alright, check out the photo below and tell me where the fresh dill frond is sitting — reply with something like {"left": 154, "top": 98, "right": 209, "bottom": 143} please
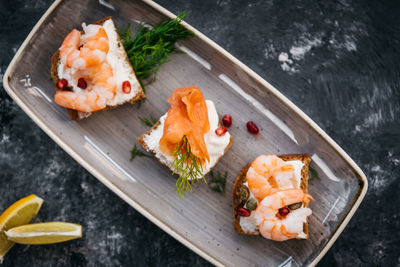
{"left": 130, "top": 144, "right": 151, "bottom": 161}
{"left": 138, "top": 115, "right": 158, "bottom": 127}
{"left": 309, "top": 166, "right": 321, "bottom": 183}
{"left": 120, "top": 12, "right": 194, "bottom": 92}
{"left": 208, "top": 171, "right": 227, "bottom": 194}
{"left": 170, "top": 136, "right": 206, "bottom": 197}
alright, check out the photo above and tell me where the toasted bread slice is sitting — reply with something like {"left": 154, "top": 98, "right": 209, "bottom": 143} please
{"left": 137, "top": 120, "right": 233, "bottom": 176}
{"left": 233, "top": 154, "right": 311, "bottom": 237}
{"left": 51, "top": 17, "right": 145, "bottom": 120}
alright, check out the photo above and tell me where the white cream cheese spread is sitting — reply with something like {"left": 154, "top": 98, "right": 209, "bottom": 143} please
{"left": 142, "top": 100, "right": 231, "bottom": 178}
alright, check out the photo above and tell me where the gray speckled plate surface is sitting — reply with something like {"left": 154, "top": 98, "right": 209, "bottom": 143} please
{"left": 3, "top": 0, "right": 367, "bottom": 266}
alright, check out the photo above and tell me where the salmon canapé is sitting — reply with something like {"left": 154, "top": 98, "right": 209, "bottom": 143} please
{"left": 159, "top": 86, "right": 210, "bottom": 162}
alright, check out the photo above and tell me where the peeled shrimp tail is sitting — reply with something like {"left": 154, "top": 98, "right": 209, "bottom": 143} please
{"left": 54, "top": 90, "right": 100, "bottom": 112}
{"left": 246, "top": 155, "right": 299, "bottom": 201}
{"left": 54, "top": 62, "right": 116, "bottom": 112}
{"left": 302, "top": 193, "right": 314, "bottom": 205}
{"left": 59, "top": 30, "right": 81, "bottom": 68}
{"left": 59, "top": 27, "right": 109, "bottom": 74}
{"left": 254, "top": 189, "right": 313, "bottom": 241}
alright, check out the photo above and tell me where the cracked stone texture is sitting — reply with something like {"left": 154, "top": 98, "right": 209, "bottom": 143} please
{"left": 1, "top": 0, "right": 399, "bottom": 266}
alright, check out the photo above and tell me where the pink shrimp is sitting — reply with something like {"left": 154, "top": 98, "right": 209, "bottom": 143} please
{"left": 253, "top": 189, "right": 313, "bottom": 241}
{"left": 55, "top": 23, "right": 117, "bottom": 112}
{"left": 54, "top": 62, "right": 116, "bottom": 112}
{"left": 59, "top": 29, "right": 81, "bottom": 69}
{"left": 246, "top": 155, "right": 299, "bottom": 201}
{"left": 59, "top": 26, "right": 109, "bottom": 73}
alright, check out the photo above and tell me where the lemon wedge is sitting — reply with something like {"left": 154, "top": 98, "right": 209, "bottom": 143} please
{"left": 0, "top": 194, "right": 43, "bottom": 263}
{"left": 5, "top": 222, "right": 82, "bottom": 245}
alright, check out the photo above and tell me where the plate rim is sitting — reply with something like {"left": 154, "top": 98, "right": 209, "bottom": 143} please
{"left": 3, "top": 0, "right": 368, "bottom": 266}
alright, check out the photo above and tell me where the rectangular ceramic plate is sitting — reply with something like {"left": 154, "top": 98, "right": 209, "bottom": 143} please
{"left": 3, "top": 0, "right": 368, "bottom": 266}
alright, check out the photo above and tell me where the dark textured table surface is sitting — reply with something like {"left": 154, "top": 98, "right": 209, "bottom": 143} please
{"left": 1, "top": 0, "right": 399, "bottom": 266}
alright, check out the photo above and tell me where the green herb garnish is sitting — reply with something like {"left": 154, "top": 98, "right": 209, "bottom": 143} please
{"left": 138, "top": 115, "right": 157, "bottom": 127}
{"left": 120, "top": 12, "right": 194, "bottom": 92}
{"left": 208, "top": 171, "right": 227, "bottom": 194}
{"left": 170, "top": 136, "right": 206, "bottom": 197}
{"left": 309, "top": 166, "right": 321, "bottom": 183}
{"left": 130, "top": 144, "right": 151, "bottom": 161}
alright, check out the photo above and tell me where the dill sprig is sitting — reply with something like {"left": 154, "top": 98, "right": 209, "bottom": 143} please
{"left": 208, "top": 171, "right": 227, "bottom": 194}
{"left": 309, "top": 166, "right": 321, "bottom": 183}
{"left": 120, "top": 12, "right": 194, "bottom": 92}
{"left": 130, "top": 144, "right": 151, "bottom": 161}
{"left": 138, "top": 115, "right": 157, "bottom": 127}
{"left": 170, "top": 136, "right": 206, "bottom": 197}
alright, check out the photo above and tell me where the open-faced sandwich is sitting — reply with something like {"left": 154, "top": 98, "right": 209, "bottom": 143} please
{"left": 138, "top": 86, "right": 233, "bottom": 196}
{"left": 51, "top": 17, "right": 145, "bottom": 120}
{"left": 233, "top": 154, "right": 313, "bottom": 241}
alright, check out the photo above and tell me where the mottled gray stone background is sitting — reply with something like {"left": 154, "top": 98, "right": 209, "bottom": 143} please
{"left": 1, "top": 0, "right": 399, "bottom": 266}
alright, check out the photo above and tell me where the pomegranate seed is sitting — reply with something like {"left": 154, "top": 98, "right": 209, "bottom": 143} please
{"left": 57, "top": 78, "right": 68, "bottom": 90}
{"left": 122, "top": 81, "right": 131, "bottom": 94}
{"left": 222, "top": 114, "right": 232, "bottom": 127}
{"left": 278, "top": 207, "right": 290, "bottom": 217}
{"left": 237, "top": 207, "right": 251, "bottom": 217}
{"left": 246, "top": 121, "right": 259, "bottom": 135}
{"left": 77, "top": 78, "right": 87, "bottom": 89}
{"left": 215, "top": 126, "right": 227, "bottom": 136}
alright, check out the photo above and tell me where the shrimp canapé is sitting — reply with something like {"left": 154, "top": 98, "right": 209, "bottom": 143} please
{"left": 254, "top": 189, "right": 313, "bottom": 241}
{"left": 52, "top": 18, "right": 145, "bottom": 117}
{"left": 235, "top": 154, "right": 314, "bottom": 241}
{"left": 246, "top": 155, "right": 299, "bottom": 201}
{"left": 55, "top": 24, "right": 116, "bottom": 112}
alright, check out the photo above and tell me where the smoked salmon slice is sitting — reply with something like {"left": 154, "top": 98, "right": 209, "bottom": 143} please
{"left": 159, "top": 86, "right": 210, "bottom": 162}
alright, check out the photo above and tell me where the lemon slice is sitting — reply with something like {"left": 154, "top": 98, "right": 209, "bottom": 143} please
{"left": 0, "top": 194, "right": 43, "bottom": 263}
{"left": 5, "top": 222, "right": 82, "bottom": 245}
